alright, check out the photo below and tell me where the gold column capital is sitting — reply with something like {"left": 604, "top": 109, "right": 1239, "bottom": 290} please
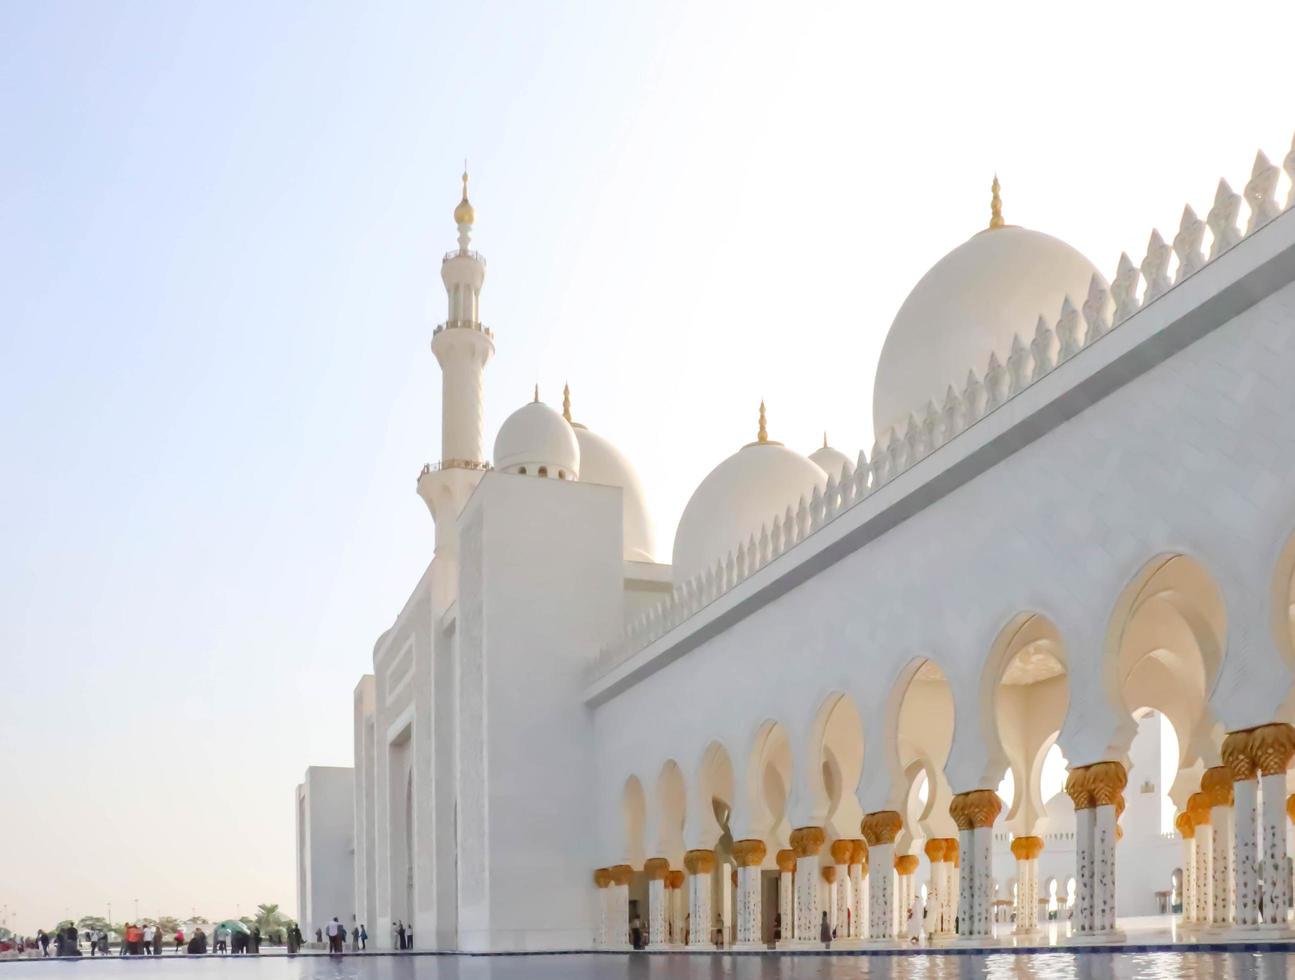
{"left": 1249, "top": 722, "right": 1295, "bottom": 776}
{"left": 683, "top": 849, "right": 715, "bottom": 875}
{"left": 1222, "top": 729, "right": 1257, "bottom": 781}
{"left": 732, "top": 839, "right": 767, "bottom": 868}
{"left": 1064, "top": 767, "right": 1093, "bottom": 810}
{"left": 644, "top": 857, "right": 671, "bottom": 881}
{"left": 1173, "top": 811, "right": 1194, "bottom": 839}
{"left": 1287, "top": 793, "right": 1295, "bottom": 825}
{"left": 667, "top": 869, "right": 685, "bottom": 889}
{"left": 1010, "top": 835, "right": 1044, "bottom": 860}
{"left": 1202, "top": 765, "right": 1234, "bottom": 807}
{"left": 775, "top": 848, "right": 797, "bottom": 873}
{"left": 1086, "top": 761, "right": 1127, "bottom": 806}
{"left": 963, "top": 789, "right": 1003, "bottom": 828}
{"left": 789, "top": 826, "right": 826, "bottom": 857}
{"left": 1187, "top": 792, "right": 1212, "bottom": 826}
{"left": 609, "top": 864, "right": 634, "bottom": 887}
{"left": 821, "top": 865, "right": 837, "bottom": 884}
{"left": 861, "top": 810, "right": 903, "bottom": 845}
{"left": 829, "top": 839, "right": 854, "bottom": 866}
{"left": 593, "top": 867, "right": 612, "bottom": 888}
{"left": 895, "top": 853, "right": 920, "bottom": 875}
{"left": 850, "top": 838, "right": 869, "bottom": 866}
{"left": 924, "top": 838, "right": 946, "bottom": 862}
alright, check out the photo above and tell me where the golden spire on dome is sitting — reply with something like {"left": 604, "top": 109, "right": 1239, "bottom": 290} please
{"left": 562, "top": 383, "right": 572, "bottom": 422}
{"left": 989, "top": 174, "right": 1004, "bottom": 230}
{"left": 533, "top": 383, "right": 540, "bottom": 403}
{"left": 744, "top": 399, "right": 783, "bottom": 448}
{"left": 454, "top": 162, "right": 475, "bottom": 226}
{"left": 822, "top": 431, "right": 829, "bottom": 449}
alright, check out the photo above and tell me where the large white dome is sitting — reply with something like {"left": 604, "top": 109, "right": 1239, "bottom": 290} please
{"left": 872, "top": 224, "right": 1104, "bottom": 442}
{"left": 493, "top": 399, "right": 580, "bottom": 479}
{"left": 672, "top": 440, "right": 826, "bottom": 585}
{"left": 573, "top": 424, "right": 657, "bottom": 562}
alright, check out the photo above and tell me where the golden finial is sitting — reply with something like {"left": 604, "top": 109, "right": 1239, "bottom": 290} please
{"left": 454, "top": 161, "right": 475, "bottom": 226}
{"left": 822, "top": 431, "right": 828, "bottom": 449}
{"left": 533, "top": 383, "right": 540, "bottom": 403}
{"left": 989, "top": 174, "right": 1004, "bottom": 230}
{"left": 757, "top": 401, "right": 768, "bottom": 444}
{"left": 562, "top": 383, "right": 572, "bottom": 423}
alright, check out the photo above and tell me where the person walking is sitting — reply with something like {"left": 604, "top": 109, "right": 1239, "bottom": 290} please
{"left": 358, "top": 925, "right": 367, "bottom": 951}
{"left": 174, "top": 928, "right": 184, "bottom": 954}
{"left": 820, "top": 910, "right": 831, "bottom": 949}
{"left": 396, "top": 921, "right": 406, "bottom": 950}
{"left": 326, "top": 916, "right": 341, "bottom": 954}
{"left": 152, "top": 926, "right": 163, "bottom": 957}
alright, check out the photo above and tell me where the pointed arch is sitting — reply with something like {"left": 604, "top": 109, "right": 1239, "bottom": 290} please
{"left": 979, "top": 612, "right": 1070, "bottom": 834}
{"left": 621, "top": 775, "right": 646, "bottom": 868}
{"left": 743, "top": 719, "right": 792, "bottom": 850}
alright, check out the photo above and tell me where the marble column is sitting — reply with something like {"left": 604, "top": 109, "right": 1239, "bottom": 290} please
{"left": 1087, "top": 761, "right": 1126, "bottom": 935}
{"left": 1174, "top": 813, "right": 1196, "bottom": 926}
{"left": 776, "top": 849, "right": 795, "bottom": 945}
{"left": 949, "top": 794, "right": 975, "bottom": 937}
{"left": 644, "top": 858, "right": 670, "bottom": 946}
{"left": 863, "top": 811, "right": 902, "bottom": 941}
{"left": 732, "top": 840, "right": 767, "bottom": 947}
{"left": 684, "top": 850, "right": 715, "bottom": 947}
{"left": 668, "top": 870, "right": 686, "bottom": 944}
{"left": 850, "top": 839, "right": 868, "bottom": 938}
{"left": 895, "top": 854, "right": 919, "bottom": 935}
{"left": 924, "top": 838, "right": 950, "bottom": 937}
{"left": 828, "top": 839, "right": 851, "bottom": 938}
{"left": 609, "top": 865, "right": 633, "bottom": 946}
{"left": 1249, "top": 723, "right": 1295, "bottom": 927}
{"left": 1190, "top": 792, "right": 1213, "bottom": 926}
{"left": 790, "top": 826, "right": 825, "bottom": 943}
{"left": 1011, "top": 837, "right": 1043, "bottom": 934}
{"left": 1203, "top": 766, "right": 1235, "bottom": 927}
{"left": 1065, "top": 767, "right": 1095, "bottom": 933}
{"left": 593, "top": 868, "right": 611, "bottom": 945}
{"left": 821, "top": 865, "right": 838, "bottom": 940}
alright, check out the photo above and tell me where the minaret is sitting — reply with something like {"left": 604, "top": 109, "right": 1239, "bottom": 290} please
{"left": 417, "top": 169, "right": 496, "bottom": 555}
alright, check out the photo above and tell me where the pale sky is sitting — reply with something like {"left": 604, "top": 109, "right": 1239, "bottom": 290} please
{"left": 3, "top": 0, "right": 1294, "bottom": 934}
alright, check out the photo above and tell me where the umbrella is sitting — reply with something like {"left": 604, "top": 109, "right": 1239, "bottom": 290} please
{"left": 216, "top": 920, "right": 250, "bottom": 935}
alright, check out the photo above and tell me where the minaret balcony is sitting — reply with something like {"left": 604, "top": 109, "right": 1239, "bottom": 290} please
{"left": 419, "top": 459, "right": 492, "bottom": 477}
{"left": 433, "top": 320, "right": 493, "bottom": 338}
{"left": 442, "top": 249, "right": 486, "bottom": 265}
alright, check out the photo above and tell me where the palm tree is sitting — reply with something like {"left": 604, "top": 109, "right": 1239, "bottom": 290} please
{"left": 254, "top": 904, "right": 287, "bottom": 933}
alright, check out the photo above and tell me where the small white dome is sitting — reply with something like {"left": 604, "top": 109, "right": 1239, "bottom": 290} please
{"left": 809, "top": 440, "right": 852, "bottom": 481}
{"left": 573, "top": 425, "right": 657, "bottom": 562}
{"left": 672, "top": 441, "right": 826, "bottom": 585}
{"left": 493, "top": 400, "right": 580, "bottom": 479}
{"left": 872, "top": 224, "right": 1104, "bottom": 442}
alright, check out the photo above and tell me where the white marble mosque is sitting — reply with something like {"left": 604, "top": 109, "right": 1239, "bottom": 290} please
{"left": 295, "top": 133, "right": 1295, "bottom": 952}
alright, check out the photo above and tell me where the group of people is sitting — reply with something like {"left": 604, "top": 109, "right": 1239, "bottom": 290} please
{"left": 318, "top": 917, "right": 373, "bottom": 954}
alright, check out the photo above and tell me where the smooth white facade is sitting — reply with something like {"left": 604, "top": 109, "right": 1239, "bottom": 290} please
{"left": 296, "top": 765, "right": 356, "bottom": 938}
{"left": 299, "top": 140, "right": 1295, "bottom": 950}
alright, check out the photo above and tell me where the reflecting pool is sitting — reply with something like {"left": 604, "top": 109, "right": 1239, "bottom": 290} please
{"left": 3, "top": 951, "right": 1295, "bottom": 980}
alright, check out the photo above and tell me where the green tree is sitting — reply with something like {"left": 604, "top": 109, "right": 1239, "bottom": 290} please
{"left": 77, "top": 916, "right": 110, "bottom": 934}
{"left": 254, "top": 904, "right": 289, "bottom": 933}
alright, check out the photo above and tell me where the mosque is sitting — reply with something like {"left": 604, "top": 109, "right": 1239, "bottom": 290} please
{"left": 295, "top": 131, "right": 1295, "bottom": 951}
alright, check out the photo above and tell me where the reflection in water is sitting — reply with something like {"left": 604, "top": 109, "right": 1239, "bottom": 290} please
{"left": 0, "top": 952, "right": 1290, "bottom": 980}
